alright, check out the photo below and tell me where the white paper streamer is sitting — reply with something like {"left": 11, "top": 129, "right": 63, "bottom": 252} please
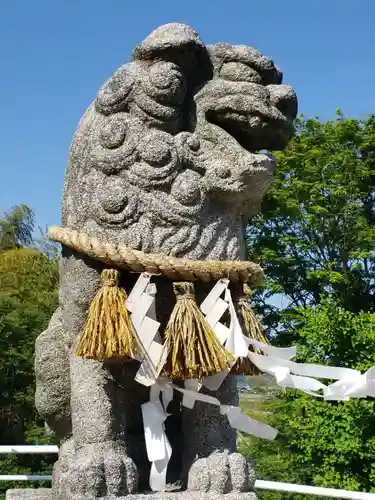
{"left": 128, "top": 274, "right": 169, "bottom": 387}
{"left": 129, "top": 277, "right": 375, "bottom": 493}
{"left": 248, "top": 344, "right": 375, "bottom": 400}
{"left": 200, "top": 279, "right": 230, "bottom": 315}
{"left": 224, "top": 288, "right": 250, "bottom": 358}
{"left": 325, "top": 366, "right": 375, "bottom": 400}
{"left": 143, "top": 378, "right": 279, "bottom": 491}
{"left": 135, "top": 340, "right": 169, "bottom": 387}
{"left": 201, "top": 285, "right": 244, "bottom": 391}
{"left": 142, "top": 383, "right": 172, "bottom": 492}
{"left": 202, "top": 280, "right": 375, "bottom": 402}
{"left": 158, "top": 379, "right": 278, "bottom": 439}
{"left": 247, "top": 339, "right": 297, "bottom": 360}
{"left": 220, "top": 405, "right": 278, "bottom": 440}
{"left": 126, "top": 273, "right": 151, "bottom": 313}
{"left": 202, "top": 367, "right": 232, "bottom": 392}
{"left": 183, "top": 379, "right": 202, "bottom": 408}
{"left": 249, "top": 352, "right": 329, "bottom": 397}
{"left": 146, "top": 283, "right": 163, "bottom": 343}
{"left": 141, "top": 400, "right": 170, "bottom": 462}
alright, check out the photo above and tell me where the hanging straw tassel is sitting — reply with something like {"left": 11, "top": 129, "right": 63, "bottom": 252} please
{"left": 76, "top": 268, "right": 139, "bottom": 361}
{"left": 162, "top": 282, "right": 235, "bottom": 380}
{"left": 230, "top": 283, "right": 269, "bottom": 376}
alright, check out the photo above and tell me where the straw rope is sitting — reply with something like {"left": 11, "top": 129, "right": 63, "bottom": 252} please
{"left": 48, "top": 226, "right": 264, "bottom": 284}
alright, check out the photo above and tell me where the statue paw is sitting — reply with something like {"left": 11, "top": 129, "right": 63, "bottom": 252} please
{"left": 55, "top": 440, "right": 138, "bottom": 498}
{"left": 187, "top": 451, "right": 256, "bottom": 493}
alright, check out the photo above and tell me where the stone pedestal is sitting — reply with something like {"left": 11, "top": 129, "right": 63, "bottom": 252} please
{"left": 6, "top": 490, "right": 52, "bottom": 500}
{"left": 6, "top": 490, "right": 258, "bottom": 500}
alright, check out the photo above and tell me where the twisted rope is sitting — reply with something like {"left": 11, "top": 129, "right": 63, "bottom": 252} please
{"left": 48, "top": 226, "right": 264, "bottom": 284}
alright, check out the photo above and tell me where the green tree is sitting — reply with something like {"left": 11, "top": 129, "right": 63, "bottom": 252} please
{"left": 0, "top": 209, "right": 59, "bottom": 498}
{"left": 278, "top": 301, "right": 375, "bottom": 493}
{"left": 0, "top": 205, "right": 35, "bottom": 251}
{"left": 241, "top": 113, "right": 375, "bottom": 497}
{"left": 247, "top": 113, "right": 375, "bottom": 334}
{"left": 241, "top": 300, "right": 375, "bottom": 498}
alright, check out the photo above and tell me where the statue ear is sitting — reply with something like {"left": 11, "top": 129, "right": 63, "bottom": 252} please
{"left": 95, "top": 63, "right": 136, "bottom": 116}
{"left": 132, "top": 23, "right": 213, "bottom": 89}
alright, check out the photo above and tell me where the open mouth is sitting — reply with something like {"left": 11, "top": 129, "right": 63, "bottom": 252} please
{"left": 206, "top": 109, "right": 275, "bottom": 162}
{"left": 195, "top": 76, "right": 295, "bottom": 154}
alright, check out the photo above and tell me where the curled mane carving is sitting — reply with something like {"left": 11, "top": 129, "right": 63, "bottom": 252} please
{"left": 62, "top": 23, "right": 297, "bottom": 260}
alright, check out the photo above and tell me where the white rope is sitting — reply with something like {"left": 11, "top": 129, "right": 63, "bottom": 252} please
{"left": 256, "top": 480, "right": 375, "bottom": 499}
{"left": 0, "top": 446, "right": 58, "bottom": 454}
{"left": 0, "top": 475, "right": 52, "bottom": 481}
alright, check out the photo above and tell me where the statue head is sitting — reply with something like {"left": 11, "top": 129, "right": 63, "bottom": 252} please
{"left": 62, "top": 23, "right": 297, "bottom": 260}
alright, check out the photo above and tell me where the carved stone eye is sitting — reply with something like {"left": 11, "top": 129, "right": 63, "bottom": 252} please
{"left": 99, "top": 118, "right": 127, "bottom": 149}
{"left": 219, "top": 62, "right": 262, "bottom": 84}
{"left": 149, "top": 62, "right": 180, "bottom": 88}
{"left": 171, "top": 170, "right": 201, "bottom": 206}
{"left": 99, "top": 182, "right": 127, "bottom": 213}
{"left": 146, "top": 62, "right": 186, "bottom": 103}
{"left": 96, "top": 65, "right": 134, "bottom": 115}
{"left": 187, "top": 135, "right": 200, "bottom": 152}
{"left": 138, "top": 131, "right": 172, "bottom": 166}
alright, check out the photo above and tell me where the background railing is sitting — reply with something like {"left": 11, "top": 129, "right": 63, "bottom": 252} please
{"left": 1, "top": 446, "right": 375, "bottom": 499}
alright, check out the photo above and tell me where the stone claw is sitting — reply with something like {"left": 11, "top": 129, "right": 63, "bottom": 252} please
{"left": 55, "top": 440, "right": 138, "bottom": 499}
{"left": 187, "top": 451, "right": 256, "bottom": 493}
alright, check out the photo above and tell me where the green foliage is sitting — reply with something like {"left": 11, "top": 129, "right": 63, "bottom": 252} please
{"left": 242, "top": 114, "right": 375, "bottom": 497}
{"left": 0, "top": 205, "right": 35, "bottom": 251}
{"left": 242, "top": 301, "right": 375, "bottom": 496}
{"left": 0, "top": 244, "right": 59, "bottom": 497}
{"left": 248, "top": 113, "right": 375, "bottom": 333}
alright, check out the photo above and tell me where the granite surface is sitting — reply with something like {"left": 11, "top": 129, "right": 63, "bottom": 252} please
{"left": 6, "top": 490, "right": 52, "bottom": 500}
{"left": 6, "top": 490, "right": 258, "bottom": 500}
{"left": 31, "top": 22, "right": 297, "bottom": 499}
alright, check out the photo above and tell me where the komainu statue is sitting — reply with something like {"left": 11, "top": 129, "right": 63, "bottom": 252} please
{"left": 30, "top": 23, "right": 296, "bottom": 500}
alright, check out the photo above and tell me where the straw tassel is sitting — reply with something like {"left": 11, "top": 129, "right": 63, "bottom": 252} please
{"left": 162, "top": 282, "right": 235, "bottom": 380}
{"left": 76, "top": 268, "right": 139, "bottom": 361}
{"left": 230, "top": 283, "right": 268, "bottom": 376}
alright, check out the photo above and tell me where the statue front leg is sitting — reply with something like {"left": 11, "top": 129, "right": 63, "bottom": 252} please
{"left": 55, "top": 252, "right": 138, "bottom": 499}
{"left": 183, "top": 377, "right": 256, "bottom": 494}
{"left": 58, "top": 355, "right": 138, "bottom": 498}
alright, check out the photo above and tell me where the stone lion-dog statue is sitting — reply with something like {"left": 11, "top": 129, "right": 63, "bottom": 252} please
{"left": 34, "top": 23, "right": 297, "bottom": 500}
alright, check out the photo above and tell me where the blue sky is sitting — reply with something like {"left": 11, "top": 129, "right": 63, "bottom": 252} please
{"left": 1, "top": 0, "right": 374, "bottom": 231}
